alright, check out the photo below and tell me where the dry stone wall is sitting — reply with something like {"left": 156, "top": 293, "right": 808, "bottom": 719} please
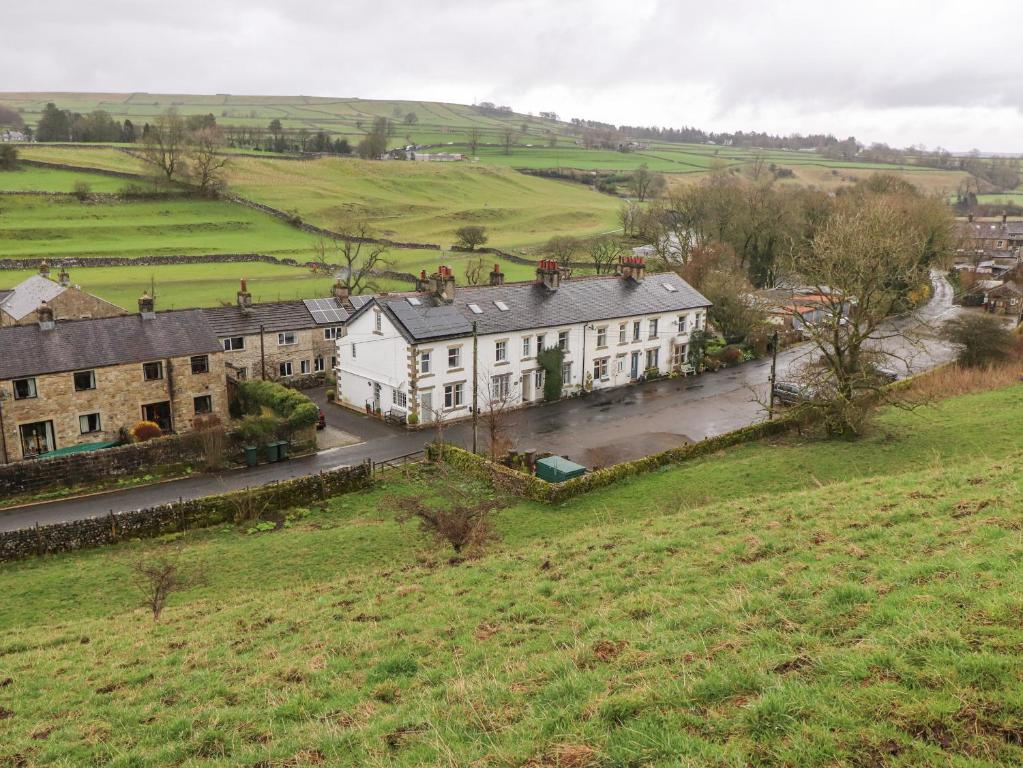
{"left": 0, "top": 461, "right": 372, "bottom": 561}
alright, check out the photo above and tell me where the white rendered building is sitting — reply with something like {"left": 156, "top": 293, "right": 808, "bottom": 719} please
{"left": 336, "top": 259, "right": 711, "bottom": 424}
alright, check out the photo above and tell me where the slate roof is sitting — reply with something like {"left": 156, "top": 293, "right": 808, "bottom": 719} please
{"left": 988, "top": 280, "right": 1023, "bottom": 296}
{"left": 357, "top": 273, "right": 711, "bottom": 343}
{"left": 0, "top": 290, "right": 12, "bottom": 306}
{"left": 0, "top": 275, "right": 66, "bottom": 321}
{"left": 0, "top": 310, "right": 222, "bottom": 380}
{"left": 201, "top": 296, "right": 373, "bottom": 337}
{"left": 962, "top": 221, "right": 1023, "bottom": 239}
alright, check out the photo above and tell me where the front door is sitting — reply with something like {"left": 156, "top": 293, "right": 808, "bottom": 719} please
{"left": 373, "top": 383, "right": 382, "bottom": 412}
{"left": 19, "top": 420, "right": 55, "bottom": 458}
{"left": 419, "top": 391, "right": 434, "bottom": 423}
{"left": 142, "top": 401, "right": 173, "bottom": 432}
{"left": 630, "top": 351, "right": 641, "bottom": 380}
{"left": 521, "top": 372, "right": 532, "bottom": 402}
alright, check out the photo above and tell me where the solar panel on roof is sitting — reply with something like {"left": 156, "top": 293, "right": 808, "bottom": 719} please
{"left": 468, "top": 303, "right": 483, "bottom": 314}
{"left": 302, "top": 298, "right": 348, "bottom": 325}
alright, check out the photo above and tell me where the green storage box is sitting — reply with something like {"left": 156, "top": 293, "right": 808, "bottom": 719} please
{"left": 265, "top": 442, "right": 280, "bottom": 463}
{"left": 535, "top": 456, "right": 586, "bottom": 483}
{"left": 277, "top": 440, "right": 290, "bottom": 460}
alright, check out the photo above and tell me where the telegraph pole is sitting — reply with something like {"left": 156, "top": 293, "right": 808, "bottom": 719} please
{"left": 768, "top": 330, "right": 779, "bottom": 420}
{"left": 471, "top": 321, "right": 479, "bottom": 454}
{"left": 259, "top": 324, "right": 266, "bottom": 380}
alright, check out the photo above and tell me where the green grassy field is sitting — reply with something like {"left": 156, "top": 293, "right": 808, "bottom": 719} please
{"left": 0, "top": 262, "right": 409, "bottom": 310}
{"left": 2, "top": 384, "right": 1023, "bottom": 765}
{"left": 0, "top": 194, "right": 323, "bottom": 260}
{"left": 226, "top": 155, "right": 623, "bottom": 248}
{"left": 0, "top": 166, "right": 135, "bottom": 194}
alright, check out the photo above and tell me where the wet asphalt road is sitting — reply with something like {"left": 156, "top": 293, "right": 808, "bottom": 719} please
{"left": 0, "top": 274, "right": 964, "bottom": 531}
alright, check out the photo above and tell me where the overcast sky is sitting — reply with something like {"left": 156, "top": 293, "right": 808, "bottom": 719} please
{"left": 4, "top": 0, "right": 1020, "bottom": 151}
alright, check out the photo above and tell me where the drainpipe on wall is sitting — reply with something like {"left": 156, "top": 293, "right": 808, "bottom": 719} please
{"left": 260, "top": 324, "right": 266, "bottom": 380}
{"left": 165, "top": 357, "right": 176, "bottom": 433}
{"left": 0, "top": 387, "right": 9, "bottom": 464}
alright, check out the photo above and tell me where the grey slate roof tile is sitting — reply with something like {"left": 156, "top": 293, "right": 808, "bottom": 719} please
{"left": 0, "top": 310, "right": 222, "bottom": 380}
{"left": 369, "top": 273, "right": 711, "bottom": 343}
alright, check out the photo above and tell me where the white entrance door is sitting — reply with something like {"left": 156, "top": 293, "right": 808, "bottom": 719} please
{"left": 521, "top": 372, "right": 532, "bottom": 402}
{"left": 419, "top": 391, "right": 435, "bottom": 423}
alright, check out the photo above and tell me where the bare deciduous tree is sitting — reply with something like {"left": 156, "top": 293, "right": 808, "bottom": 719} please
{"left": 781, "top": 196, "right": 937, "bottom": 436}
{"left": 463, "top": 255, "right": 485, "bottom": 285}
{"left": 141, "top": 108, "right": 187, "bottom": 184}
{"left": 317, "top": 216, "right": 392, "bottom": 294}
{"left": 589, "top": 236, "right": 625, "bottom": 275}
{"left": 545, "top": 236, "right": 579, "bottom": 264}
{"left": 618, "top": 202, "right": 641, "bottom": 237}
{"left": 395, "top": 481, "right": 502, "bottom": 557}
{"left": 188, "top": 125, "right": 229, "bottom": 196}
{"left": 629, "top": 164, "right": 665, "bottom": 202}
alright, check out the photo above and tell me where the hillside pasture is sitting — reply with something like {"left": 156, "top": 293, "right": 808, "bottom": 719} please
{"left": 1, "top": 384, "right": 1023, "bottom": 765}
{"left": 225, "top": 155, "right": 623, "bottom": 248}
{"left": 0, "top": 262, "right": 408, "bottom": 311}
{"left": 0, "top": 194, "right": 323, "bottom": 261}
{"left": 0, "top": 166, "right": 131, "bottom": 194}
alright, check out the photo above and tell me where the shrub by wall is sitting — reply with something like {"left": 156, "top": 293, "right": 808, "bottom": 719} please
{"left": 0, "top": 461, "right": 372, "bottom": 562}
{"left": 236, "top": 380, "right": 318, "bottom": 431}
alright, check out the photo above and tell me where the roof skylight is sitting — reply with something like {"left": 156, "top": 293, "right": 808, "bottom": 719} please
{"left": 662, "top": 283, "right": 678, "bottom": 292}
{"left": 494, "top": 300, "right": 510, "bottom": 311}
{"left": 468, "top": 303, "right": 483, "bottom": 314}
{"left": 406, "top": 297, "right": 422, "bottom": 306}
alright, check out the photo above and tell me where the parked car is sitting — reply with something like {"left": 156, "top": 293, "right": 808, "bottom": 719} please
{"left": 868, "top": 364, "right": 900, "bottom": 383}
{"left": 316, "top": 409, "right": 327, "bottom": 430}
{"left": 772, "top": 381, "right": 812, "bottom": 405}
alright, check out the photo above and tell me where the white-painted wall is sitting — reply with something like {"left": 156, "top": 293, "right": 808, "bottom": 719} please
{"left": 337, "top": 302, "right": 707, "bottom": 423}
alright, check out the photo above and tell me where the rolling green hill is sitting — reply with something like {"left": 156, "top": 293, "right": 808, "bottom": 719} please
{"left": 2, "top": 382, "right": 1022, "bottom": 766}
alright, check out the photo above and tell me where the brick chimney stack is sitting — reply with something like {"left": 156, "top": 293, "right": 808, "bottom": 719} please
{"left": 430, "top": 265, "right": 456, "bottom": 303}
{"left": 138, "top": 291, "right": 156, "bottom": 319}
{"left": 489, "top": 263, "right": 505, "bottom": 286}
{"left": 57, "top": 266, "right": 71, "bottom": 287}
{"left": 536, "top": 259, "right": 560, "bottom": 291}
{"left": 237, "top": 278, "right": 252, "bottom": 310}
{"left": 415, "top": 270, "right": 430, "bottom": 292}
{"left": 1003, "top": 213, "right": 1009, "bottom": 225}
{"left": 619, "top": 255, "right": 645, "bottom": 282}
{"left": 37, "top": 301, "right": 55, "bottom": 331}
{"left": 331, "top": 278, "right": 350, "bottom": 302}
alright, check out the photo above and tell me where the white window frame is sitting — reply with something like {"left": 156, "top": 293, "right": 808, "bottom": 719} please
{"left": 444, "top": 382, "right": 465, "bottom": 409}
{"left": 279, "top": 361, "right": 293, "bottom": 377}
{"left": 561, "top": 362, "right": 572, "bottom": 385}
{"left": 491, "top": 373, "right": 511, "bottom": 400}
{"left": 193, "top": 395, "right": 213, "bottom": 415}
{"left": 495, "top": 340, "right": 507, "bottom": 363}
{"left": 73, "top": 370, "right": 96, "bottom": 392}
{"left": 633, "top": 321, "right": 641, "bottom": 341}
{"left": 596, "top": 326, "right": 607, "bottom": 347}
{"left": 522, "top": 337, "right": 531, "bottom": 357}
{"left": 420, "top": 350, "right": 432, "bottom": 374}
{"left": 593, "top": 357, "right": 609, "bottom": 380}
{"left": 394, "top": 390, "right": 408, "bottom": 409}
{"left": 324, "top": 327, "right": 341, "bottom": 340}
{"left": 223, "top": 336, "right": 245, "bottom": 351}
{"left": 79, "top": 412, "right": 102, "bottom": 434}
{"left": 649, "top": 318, "right": 659, "bottom": 338}
{"left": 619, "top": 323, "right": 627, "bottom": 344}
{"left": 678, "top": 315, "right": 687, "bottom": 333}
{"left": 448, "top": 346, "right": 462, "bottom": 369}
{"left": 558, "top": 330, "right": 569, "bottom": 352}
{"left": 278, "top": 331, "right": 297, "bottom": 346}
{"left": 300, "top": 359, "right": 311, "bottom": 375}
{"left": 314, "top": 356, "right": 325, "bottom": 373}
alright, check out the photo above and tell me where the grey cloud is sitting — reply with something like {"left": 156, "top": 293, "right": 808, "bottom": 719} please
{"left": 3, "top": 0, "right": 1023, "bottom": 149}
